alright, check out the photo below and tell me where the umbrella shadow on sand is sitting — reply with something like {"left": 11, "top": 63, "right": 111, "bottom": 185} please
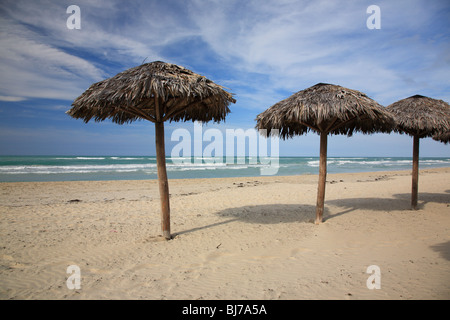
{"left": 175, "top": 191, "right": 448, "bottom": 236}
{"left": 324, "top": 197, "right": 410, "bottom": 221}
{"left": 176, "top": 204, "right": 328, "bottom": 237}
{"left": 215, "top": 204, "right": 329, "bottom": 224}
{"left": 430, "top": 241, "right": 450, "bottom": 261}
{"left": 392, "top": 192, "right": 450, "bottom": 207}
{"left": 325, "top": 191, "right": 450, "bottom": 221}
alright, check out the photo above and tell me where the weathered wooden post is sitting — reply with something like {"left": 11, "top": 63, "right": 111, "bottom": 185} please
{"left": 315, "top": 131, "right": 328, "bottom": 224}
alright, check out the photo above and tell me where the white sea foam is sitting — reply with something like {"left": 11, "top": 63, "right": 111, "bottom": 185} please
{"left": 306, "top": 158, "right": 450, "bottom": 168}
{"left": 0, "top": 163, "right": 157, "bottom": 174}
{"left": 76, "top": 157, "right": 105, "bottom": 160}
{"left": 110, "top": 157, "right": 142, "bottom": 160}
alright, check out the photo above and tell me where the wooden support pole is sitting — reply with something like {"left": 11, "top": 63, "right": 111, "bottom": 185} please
{"left": 154, "top": 98, "right": 171, "bottom": 240}
{"left": 315, "top": 131, "right": 328, "bottom": 224}
{"left": 411, "top": 135, "right": 420, "bottom": 210}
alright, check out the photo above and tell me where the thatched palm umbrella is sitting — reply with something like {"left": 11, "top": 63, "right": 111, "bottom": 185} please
{"left": 256, "top": 83, "right": 394, "bottom": 224}
{"left": 67, "top": 61, "right": 235, "bottom": 239}
{"left": 386, "top": 95, "right": 450, "bottom": 209}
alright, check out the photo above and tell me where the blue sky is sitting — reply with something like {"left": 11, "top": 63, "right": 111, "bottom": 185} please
{"left": 0, "top": 0, "right": 449, "bottom": 157}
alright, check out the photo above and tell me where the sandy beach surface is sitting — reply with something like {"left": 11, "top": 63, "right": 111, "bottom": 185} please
{"left": 0, "top": 168, "right": 449, "bottom": 300}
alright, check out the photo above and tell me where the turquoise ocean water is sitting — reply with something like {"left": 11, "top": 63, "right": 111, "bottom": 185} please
{"left": 0, "top": 156, "right": 449, "bottom": 182}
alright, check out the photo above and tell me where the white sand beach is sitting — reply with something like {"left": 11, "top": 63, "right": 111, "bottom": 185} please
{"left": 0, "top": 168, "right": 449, "bottom": 300}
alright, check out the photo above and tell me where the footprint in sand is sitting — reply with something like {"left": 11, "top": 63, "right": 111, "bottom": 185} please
{"left": 204, "top": 251, "right": 235, "bottom": 262}
{"left": 290, "top": 247, "right": 312, "bottom": 257}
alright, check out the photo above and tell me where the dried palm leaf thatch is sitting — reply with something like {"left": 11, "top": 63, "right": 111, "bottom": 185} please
{"left": 256, "top": 83, "right": 394, "bottom": 139}
{"left": 433, "top": 131, "right": 450, "bottom": 144}
{"left": 67, "top": 61, "right": 235, "bottom": 124}
{"left": 386, "top": 95, "right": 450, "bottom": 138}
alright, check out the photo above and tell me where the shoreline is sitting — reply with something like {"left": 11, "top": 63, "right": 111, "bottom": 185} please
{"left": 1, "top": 166, "right": 449, "bottom": 184}
{"left": 1, "top": 167, "right": 449, "bottom": 299}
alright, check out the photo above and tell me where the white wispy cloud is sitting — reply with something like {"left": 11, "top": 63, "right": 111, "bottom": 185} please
{"left": 0, "top": 0, "right": 176, "bottom": 101}
{"left": 0, "top": 95, "right": 27, "bottom": 102}
{"left": 186, "top": 0, "right": 450, "bottom": 105}
{"left": 0, "top": 15, "right": 105, "bottom": 100}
